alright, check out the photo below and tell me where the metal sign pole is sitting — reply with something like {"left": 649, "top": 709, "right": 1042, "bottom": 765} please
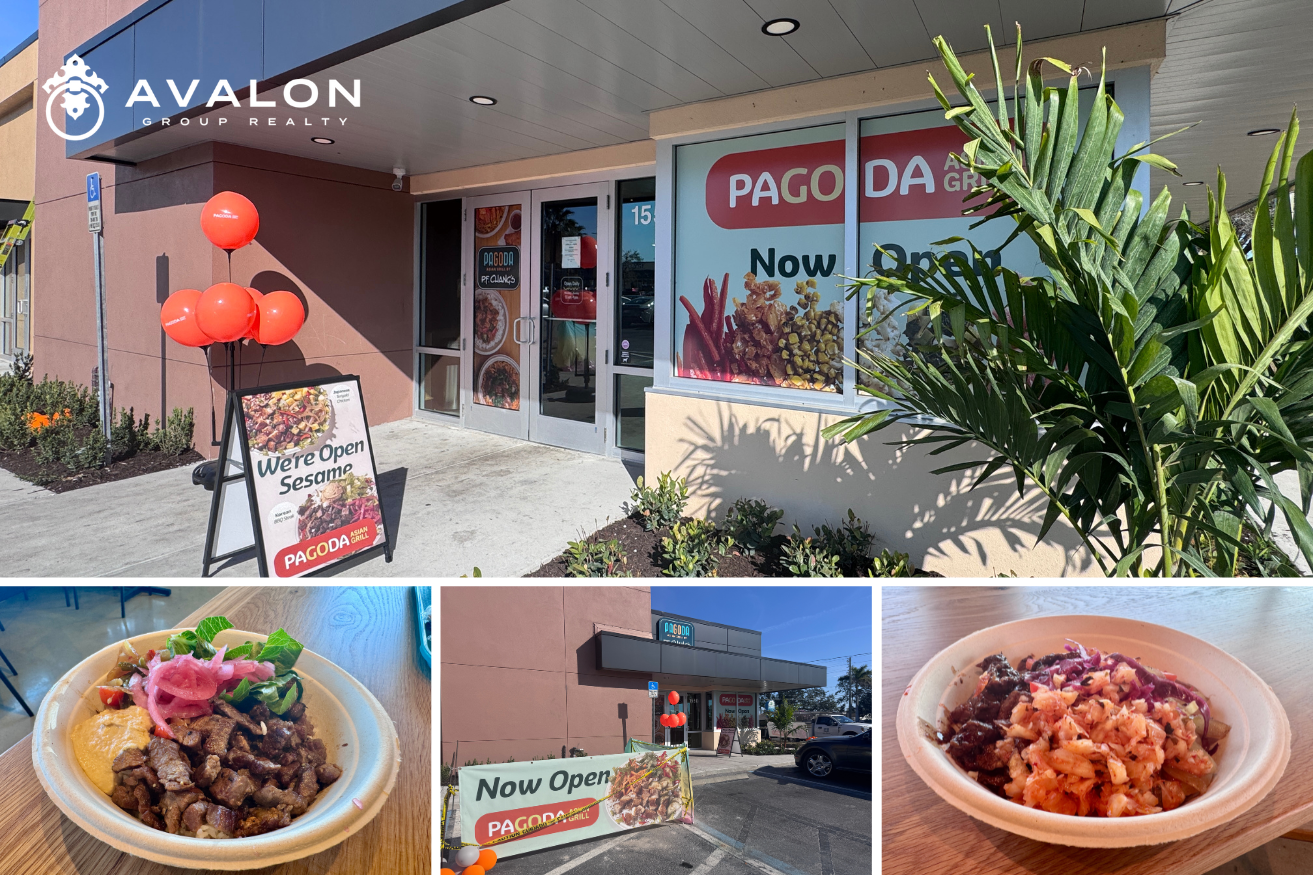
{"left": 87, "top": 173, "right": 110, "bottom": 465}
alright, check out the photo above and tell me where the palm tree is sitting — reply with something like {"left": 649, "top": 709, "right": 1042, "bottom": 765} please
{"left": 826, "top": 25, "right": 1313, "bottom": 576}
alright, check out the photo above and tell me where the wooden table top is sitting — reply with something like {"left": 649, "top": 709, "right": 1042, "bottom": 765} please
{"left": 0, "top": 586, "right": 430, "bottom": 875}
{"left": 882, "top": 586, "right": 1313, "bottom": 875}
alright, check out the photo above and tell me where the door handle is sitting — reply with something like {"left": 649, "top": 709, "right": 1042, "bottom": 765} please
{"left": 514, "top": 317, "right": 535, "bottom": 345}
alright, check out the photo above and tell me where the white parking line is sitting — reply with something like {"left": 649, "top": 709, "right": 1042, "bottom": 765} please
{"left": 538, "top": 833, "right": 634, "bottom": 875}
{"left": 683, "top": 821, "right": 809, "bottom": 875}
{"left": 690, "top": 848, "right": 725, "bottom": 875}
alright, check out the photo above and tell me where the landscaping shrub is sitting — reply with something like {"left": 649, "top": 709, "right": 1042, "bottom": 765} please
{"left": 32, "top": 418, "right": 106, "bottom": 473}
{"left": 722, "top": 497, "right": 783, "bottom": 555}
{"left": 813, "top": 509, "right": 874, "bottom": 576}
{"left": 628, "top": 472, "right": 689, "bottom": 531}
{"left": 149, "top": 406, "right": 195, "bottom": 455}
{"left": 781, "top": 530, "right": 842, "bottom": 577}
{"left": 564, "top": 536, "right": 629, "bottom": 577}
{"left": 869, "top": 549, "right": 917, "bottom": 577}
{"left": 661, "top": 518, "right": 733, "bottom": 577}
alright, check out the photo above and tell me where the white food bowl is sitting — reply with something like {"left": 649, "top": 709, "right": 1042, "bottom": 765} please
{"left": 32, "top": 627, "right": 401, "bottom": 869}
{"left": 895, "top": 614, "right": 1290, "bottom": 848}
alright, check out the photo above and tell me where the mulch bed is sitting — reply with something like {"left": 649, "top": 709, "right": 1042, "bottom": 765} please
{"left": 527, "top": 513, "right": 947, "bottom": 578}
{"left": 0, "top": 445, "right": 204, "bottom": 494}
{"left": 526, "top": 516, "right": 793, "bottom": 578}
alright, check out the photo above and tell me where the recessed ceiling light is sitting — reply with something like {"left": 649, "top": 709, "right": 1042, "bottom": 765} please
{"left": 1247, "top": 128, "right": 1281, "bottom": 136}
{"left": 1183, "top": 181, "right": 1204, "bottom": 186}
{"left": 762, "top": 18, "right": 799, "bottom": 36}
{"left": 311, "top": 137, "right": 335, "bottom": 145}
{"left": 469, "top": 95, "right": 497, "bottom": 106}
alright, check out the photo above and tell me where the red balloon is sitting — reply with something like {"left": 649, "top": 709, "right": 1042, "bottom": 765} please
{"left": 677, "top": 712, "right": 687, "bottom": 726}
{"left": 255, "top": 291, "right": 305, "bottom": 346}
{"left": 196, "top": 282, "right": 257, "bottom": 343}
{"left": 580, "top": 235, "right": 597, "bottom": 269}
{"left": 160, "top": 289, "right": 212, "bottom": 347}
{"left": 200, "top": 191, "right": 260, "bottom": 250}
{"left": 667, "top": 691, "right": 680, "bottom": 706}
{"left": 658, "top": 714, "right": 669, "bottom": 727}
{"left": 244, "top": 288, "right": 263, "bottom": 339}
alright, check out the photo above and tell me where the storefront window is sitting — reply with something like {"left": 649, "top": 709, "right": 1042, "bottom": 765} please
{"left": 674, "top": 124, "right": 846, "bottom": 393}
{"left": 855, "top": 110, "right": 1049, "bottom": 391}
{"left": 419, "top": 200, "right": 462, "bottom": 350}
{"left": 539, "top": 198, "right": 598, "bottom": 421}
{"left": 616, "top": 177, "right": 655, "bottom": 368}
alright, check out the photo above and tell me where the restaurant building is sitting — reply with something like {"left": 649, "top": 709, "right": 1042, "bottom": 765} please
{"left": 25, "top": 1, "right": 1288, "bottom": 574}
{"left": 440, "top": 586, "right": 826, "bottom": 764}
{"left": 0, "top": 31, "right": 36, "bottom": 365}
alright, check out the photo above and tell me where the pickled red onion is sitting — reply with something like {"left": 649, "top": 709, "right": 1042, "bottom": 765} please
{"left": 130, "top": 647, "right": 275, "bottom": 738}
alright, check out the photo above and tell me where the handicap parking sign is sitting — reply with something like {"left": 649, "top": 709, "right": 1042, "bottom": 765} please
{"left": 648, "top": 681, "right": 658, "bottom": 697}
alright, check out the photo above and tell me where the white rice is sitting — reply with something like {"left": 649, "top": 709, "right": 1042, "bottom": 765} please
{"left": 193, "top": 825, "right": 234, "bottom": 840}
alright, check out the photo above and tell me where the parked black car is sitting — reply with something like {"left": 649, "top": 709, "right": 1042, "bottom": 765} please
{"left": 794, "top": 729, "right": 872, "bottom": 778}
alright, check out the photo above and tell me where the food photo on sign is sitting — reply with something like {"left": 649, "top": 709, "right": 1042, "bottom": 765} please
{"left": 239, "top": 379, "right": 388, "bottom": 578}
{"left": 674, "top": 124, "right": 846, "bottom": 393}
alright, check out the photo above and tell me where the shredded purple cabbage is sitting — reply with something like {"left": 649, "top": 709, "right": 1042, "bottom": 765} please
{"left": 1021, "top": 640, "right": 1218, "bottom": 754}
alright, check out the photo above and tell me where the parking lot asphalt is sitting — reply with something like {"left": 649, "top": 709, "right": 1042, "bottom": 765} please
{"left": 447, "top": 768, "right": 871, "bottom": 875}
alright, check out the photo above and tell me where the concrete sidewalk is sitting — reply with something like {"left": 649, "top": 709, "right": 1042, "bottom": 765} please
{"left": 0, "top": 417, "right": 637, "bottom": 578}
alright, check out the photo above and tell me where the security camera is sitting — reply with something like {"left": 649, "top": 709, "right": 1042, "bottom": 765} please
{"left": 392, "top": 167, "right": 406, "bottom": 192}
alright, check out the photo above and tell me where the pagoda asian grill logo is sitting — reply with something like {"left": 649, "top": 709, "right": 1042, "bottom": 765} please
{"left": 703, "top": 126, "right": 992, "bottom": 230}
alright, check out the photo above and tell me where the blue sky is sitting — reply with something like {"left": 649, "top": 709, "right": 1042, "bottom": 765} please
{"left": 0, "top": 1, "right": 37, "bottom": 63}
{"left": 650, "top": 586, "right": 872, "bottom": 692}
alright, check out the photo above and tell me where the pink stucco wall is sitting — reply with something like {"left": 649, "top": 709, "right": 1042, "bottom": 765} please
{"left": 34, "top": 2, "right": 416, "bottom": 459}
{"left": 441, "top": 586, "right": 653, "bottom": 767}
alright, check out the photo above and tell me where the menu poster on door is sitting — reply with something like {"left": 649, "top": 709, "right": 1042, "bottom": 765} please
{"left": 674, "top": 124, "right": 845, "bottom": 393}
{"left": 474, "top": 203, "right": 523, "bottom": 410}
{"left": 237, "top": 377, "right": 389, "bottom": 578}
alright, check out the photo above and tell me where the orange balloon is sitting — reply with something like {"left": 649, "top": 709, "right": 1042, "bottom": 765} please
{"left": 160, "top": 288, "right": 212, "bottom": 347}
{"left": 478, "top": 849, "right": 497, "bottom": 869}
{"left": 200, "top": 191, "right": 260, "bottom": 250}
{"left": 255, "top": 291, "right": 305, "bottom": 346}
{"left": 196, "top": 282, "right": 257, "bottom": 343}
{"left": 244, "top": 288, "right": 263, "bottom": 339}
{"left": 462, "top": 867, "right": 486, "bottom": 875}
{"left": 440, "top": 870, "right": 456, "bottom": 875}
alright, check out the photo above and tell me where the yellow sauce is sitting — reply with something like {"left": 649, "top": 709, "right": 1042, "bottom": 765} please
{"left": 71, "top": 705, "right": 152, "bottom": 795}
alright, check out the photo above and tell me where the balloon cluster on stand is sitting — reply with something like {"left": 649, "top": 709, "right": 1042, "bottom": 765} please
{"left": 159, "top": 192, "right": 305, "bottom": 353}
{"left": 442, "top": 846, "right": 498, "bottom": 875}
{"left": 659, "top": 691, "right": 687, "bottom": 728}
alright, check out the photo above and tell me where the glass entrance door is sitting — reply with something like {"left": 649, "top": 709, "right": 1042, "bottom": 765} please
{"left": 528, "top": 184, "right": 611, "bottom": 453}
{"left": 465, "top": 192, "right": 531, "bottom": 439}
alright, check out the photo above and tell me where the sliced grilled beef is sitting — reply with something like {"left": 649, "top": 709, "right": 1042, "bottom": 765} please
{"left": 201, "top": 716, "right": 237, "bottom": 757}
{"left": 285, "top": 701, "right": 306, "bottom": 722}
{"left": 216, "top": 699, "right": 264, "bottom": 736}
{"left": 249, "top": 703, "right": 273, "bottom": 724}
{"left": 161, "top": 788, "right": 205, "bottom": 834}
{"left": 194, "top": 754, "right": 221, "bottom": 789}
{"left": 209, "top": 768, "right": 257, "bottom": 809}
{"left": 118, "top": 765, "right": 161, "bottom": 793}
{"left": 111, "top": 784, "right": 139, "bottom": 814}
{"left": 315, "top": 763, "right": 342, "bottom": 786}
{"left": 148, "top": 736, "right": 194, "bottom": 791}
{"left": 234, "top": 807, "right": 292, "bottom": 838}
{"left": 111, "top": 747, "right": 146, "bottom": 772}
{"left": 276, "top": 751, "right": 302, "bottom": 786}
{"left": 252, "top": 781, "right": 308, "bottom": 816}
{"left": 301, "top": 737, "right": 327, "bottom": 767}
{"left": 228, "top": 750, "right": 281, "bottom": 777}
{"left": 140, "top": 809, "right": 166, "bottom": 831}
{"left": 259, "top": 720, "right": 297, "bottom": 757}
{"left": 182, "top": 800, "right": 210, "bottom": 834}
{"left": 294, "top": 765, "right": 319, "bottom": 803}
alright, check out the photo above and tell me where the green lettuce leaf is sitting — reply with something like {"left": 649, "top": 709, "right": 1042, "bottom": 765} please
{"left": 196, "top": 616, "right": 234, "bottom": 643}
{"left": 219, "top": 677, "right": 254, "bottom": 705}
{"left": 224, "top": 642, "right": 254, "bottom": 661}
{"left": 255, "top": 629, "right": 303, "bottom": 673}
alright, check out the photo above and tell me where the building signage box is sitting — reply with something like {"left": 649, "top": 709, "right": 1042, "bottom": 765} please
{"left": 658, "top": 618, "right": 694, "bottom": 646}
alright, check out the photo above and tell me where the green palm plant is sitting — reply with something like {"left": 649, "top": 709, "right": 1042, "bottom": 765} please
{"left": 824, "top": 25, "right": 1313, "bottom": 576}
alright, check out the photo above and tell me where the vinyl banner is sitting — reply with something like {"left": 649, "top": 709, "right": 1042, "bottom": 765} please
{"left": 238, "top": 376, "right": 388, "bottom": 577}
{"left": 459, "top": 747, "right": 694, "bottom": 858}
{"left": 473, "top": 202, "right": 523, "bottom": 409}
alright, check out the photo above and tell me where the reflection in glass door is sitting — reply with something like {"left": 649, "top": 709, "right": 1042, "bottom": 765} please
{"left": 529, "top": 186, "right": 609, "bottom": 453}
